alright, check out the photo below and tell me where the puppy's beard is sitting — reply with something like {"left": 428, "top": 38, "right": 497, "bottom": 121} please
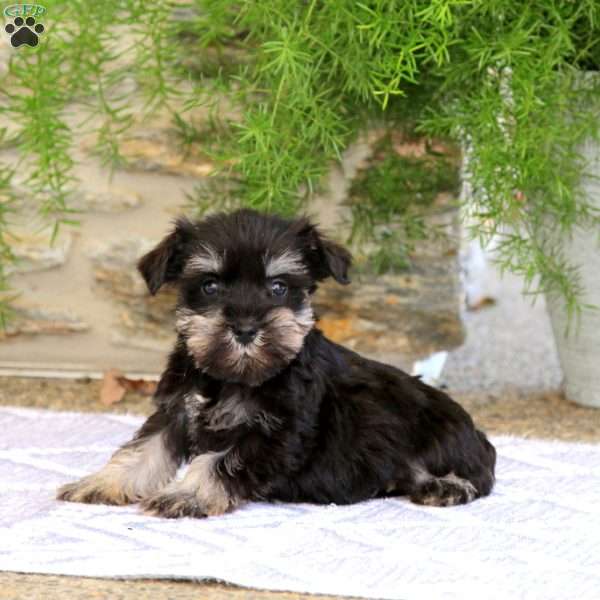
{"left": 176, "top": 305, "right": 314, "bottom": 385}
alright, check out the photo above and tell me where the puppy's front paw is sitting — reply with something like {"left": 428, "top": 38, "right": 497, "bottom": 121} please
{"left": 141, "top": 491, "right": 209, "bottom": 519}
{"left": 57, "top": 475, "right": 132, "bottom": 506}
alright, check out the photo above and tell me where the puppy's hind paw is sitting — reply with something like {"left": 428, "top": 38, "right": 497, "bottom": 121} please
{"left": 410, "top": 473, "right": 478, "bottom": 507}
{"left": 141, "top": 491, "right": 208, "bottom": 519}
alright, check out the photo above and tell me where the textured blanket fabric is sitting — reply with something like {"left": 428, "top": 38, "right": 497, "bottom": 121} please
{"left": 1, "top": 406, "right": 599, "bottom": 600}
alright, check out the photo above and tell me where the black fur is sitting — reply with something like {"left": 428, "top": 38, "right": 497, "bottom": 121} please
{"left": 58, "top": 209, "right": 495, "bottom": 516}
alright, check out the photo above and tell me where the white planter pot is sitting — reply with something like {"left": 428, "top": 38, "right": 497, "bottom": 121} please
{"left": 546, "top": 134, "right": 600, "bottom": 408}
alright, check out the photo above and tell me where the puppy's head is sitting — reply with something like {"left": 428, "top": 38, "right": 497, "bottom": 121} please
{"left": 138, "top": 209, "right": 352, "bottom": 386}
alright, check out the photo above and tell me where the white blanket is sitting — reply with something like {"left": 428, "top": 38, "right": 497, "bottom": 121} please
{"left": 1, "top": 406, "right": 599, "bottom": 600}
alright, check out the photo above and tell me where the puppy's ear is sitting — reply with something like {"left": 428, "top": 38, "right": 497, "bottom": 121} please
{"left": 296, "top": 220, "right": 352, "bottom": 285}
{"left": 138, "top": 217, "right": 194, "bottom": 295}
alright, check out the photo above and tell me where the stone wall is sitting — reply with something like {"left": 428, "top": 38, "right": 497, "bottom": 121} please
{"left": 0, "top": 38, "right": 464, "bottom": 378}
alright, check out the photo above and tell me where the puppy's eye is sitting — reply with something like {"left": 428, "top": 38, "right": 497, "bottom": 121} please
{"left": 202, "top": 279, "right": 219, "bottom": 296}
{"left": 270, "top": 280, "right": 288, "bottom": 297}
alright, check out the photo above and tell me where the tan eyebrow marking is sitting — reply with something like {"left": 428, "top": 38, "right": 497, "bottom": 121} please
{"left": 264, "top": 250, "right": 307, "bottom": 277}
{"left": 185, "top": 246, "right": 223, "bottom": 274}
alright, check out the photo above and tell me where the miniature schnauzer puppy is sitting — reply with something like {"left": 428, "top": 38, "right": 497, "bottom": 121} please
{"left": 58, "top": 209, "right": 496, "bottom": 517}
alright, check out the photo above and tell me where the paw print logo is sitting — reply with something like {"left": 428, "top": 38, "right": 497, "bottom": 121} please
{"left": 5, "top": 15, "right": 45, "bottom": 47}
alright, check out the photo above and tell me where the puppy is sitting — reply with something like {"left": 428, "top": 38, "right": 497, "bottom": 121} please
{"left": 58, "top": 209, "right": 496, "bottom": 517}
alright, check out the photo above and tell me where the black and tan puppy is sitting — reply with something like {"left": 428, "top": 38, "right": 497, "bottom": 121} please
{"left": 58, "top": 209, "right": 496, "bottom": 518}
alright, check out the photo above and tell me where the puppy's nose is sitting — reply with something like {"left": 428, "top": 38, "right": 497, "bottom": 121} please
{"left": 232, "top": 325, "right": 258, "bottom": 345}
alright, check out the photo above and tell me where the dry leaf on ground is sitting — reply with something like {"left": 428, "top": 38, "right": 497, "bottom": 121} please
{"left": 100, "top": 369, "right": 126, "bottom": 406}
{"left": 100, "top": 369, "right": 157, "bottom": 405}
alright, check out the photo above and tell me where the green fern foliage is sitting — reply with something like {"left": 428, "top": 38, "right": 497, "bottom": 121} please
{"left": 0, "top": 0, "right": 599, "bottom": 324}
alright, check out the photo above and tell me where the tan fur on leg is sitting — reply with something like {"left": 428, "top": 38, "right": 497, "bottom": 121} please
{"left": 57, "top": 432, "right": 178, "bottom": 505}
{"left": 142, "top": 450, "right": 240, "bottom": 518}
